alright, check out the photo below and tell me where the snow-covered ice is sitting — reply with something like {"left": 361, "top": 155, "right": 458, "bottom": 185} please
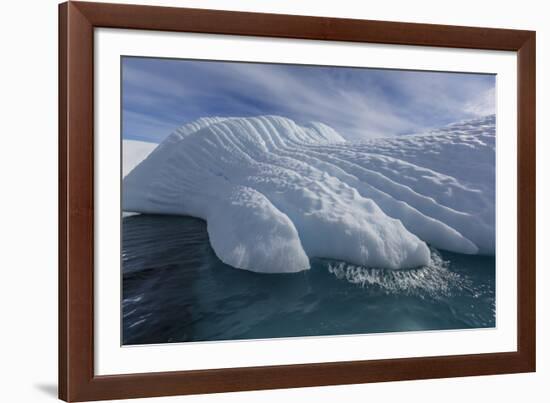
{"left": 123, "top": 115, "right": 495, "bottom": 273}
{"left": 123, "top": 139, "right": 157, "bottom": 177}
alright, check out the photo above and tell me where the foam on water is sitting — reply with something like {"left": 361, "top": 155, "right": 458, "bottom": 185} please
{"left": 326, "top": 249, "right": 469, "bottom": 299}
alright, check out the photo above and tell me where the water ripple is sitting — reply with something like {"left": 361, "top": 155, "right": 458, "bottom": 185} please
{"left": 122, "top": 214, "right": 495, "bottom": 344}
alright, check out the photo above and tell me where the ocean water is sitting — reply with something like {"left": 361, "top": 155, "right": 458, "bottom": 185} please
{"left": 122, "top": 214, "right": 495, "bottom": 345}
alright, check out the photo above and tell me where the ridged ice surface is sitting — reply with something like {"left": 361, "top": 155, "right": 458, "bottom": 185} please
{"left": 123, "top": 115, "right": 495, "bottom": 273}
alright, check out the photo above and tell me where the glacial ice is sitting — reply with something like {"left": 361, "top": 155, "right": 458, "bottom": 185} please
{"left": 123, "top": 115, "right": 495, "bottom": 273}
{"left": 122, "top": 139, "right": 157, "bottom": 177}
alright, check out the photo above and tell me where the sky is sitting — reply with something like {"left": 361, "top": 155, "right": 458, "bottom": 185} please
{"left": 122, "top": 56, "right": 495, "bottom": 143}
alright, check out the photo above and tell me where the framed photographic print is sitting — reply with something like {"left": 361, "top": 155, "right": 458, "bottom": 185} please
{"left": 59, "top": 1, "right": 536, "bottom": 401}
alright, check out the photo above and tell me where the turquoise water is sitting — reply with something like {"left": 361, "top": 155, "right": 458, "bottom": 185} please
{"left": 122, "top": 214, "right": 495, "bottom": 345}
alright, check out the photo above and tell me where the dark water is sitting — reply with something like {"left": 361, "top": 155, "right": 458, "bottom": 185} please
{"left": 122, "top": 214, "right": 495, "bottom": 345}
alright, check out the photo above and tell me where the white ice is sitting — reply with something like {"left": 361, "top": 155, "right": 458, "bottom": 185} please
{"left": 122, "top": 139, "right": 157, "bottom": 177}
{"left": 123, "top": 115, "right": 495, "bottom": 273}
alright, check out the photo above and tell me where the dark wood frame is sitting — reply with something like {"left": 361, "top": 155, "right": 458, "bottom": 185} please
{"left": 59, "top": 1, "right": 536, "bottom": 401}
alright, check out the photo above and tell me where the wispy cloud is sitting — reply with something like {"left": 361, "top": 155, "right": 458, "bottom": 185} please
{"left": 463, "top": 87, "right": 496, "bottom": 117}
{"left": 122, "top": 57, "right": 495, "bottom": 143}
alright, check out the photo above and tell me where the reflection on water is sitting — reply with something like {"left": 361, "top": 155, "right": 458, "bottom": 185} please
{"left": 122, "top": 214, "right": 495, "bottom": 345}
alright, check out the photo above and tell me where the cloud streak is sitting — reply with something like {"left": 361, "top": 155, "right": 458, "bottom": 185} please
{"left": 122, "top": 57, "right": 495, "bottom": 143}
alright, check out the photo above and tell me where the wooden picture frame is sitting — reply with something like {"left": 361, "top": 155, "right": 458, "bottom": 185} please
{"left": 59, "top": 1, "right": 536, "bottom": 401}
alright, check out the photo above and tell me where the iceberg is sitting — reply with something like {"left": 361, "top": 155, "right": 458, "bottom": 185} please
{"left": 123, "top": 115, "right": 495, "bottom": 273}
{"left": 122, "top": 139, "right": 157, "bottom": 177}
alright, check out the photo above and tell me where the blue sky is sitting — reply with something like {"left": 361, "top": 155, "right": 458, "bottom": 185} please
{"left": 122, "top": 56, "right": 495, "bottom": 143}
